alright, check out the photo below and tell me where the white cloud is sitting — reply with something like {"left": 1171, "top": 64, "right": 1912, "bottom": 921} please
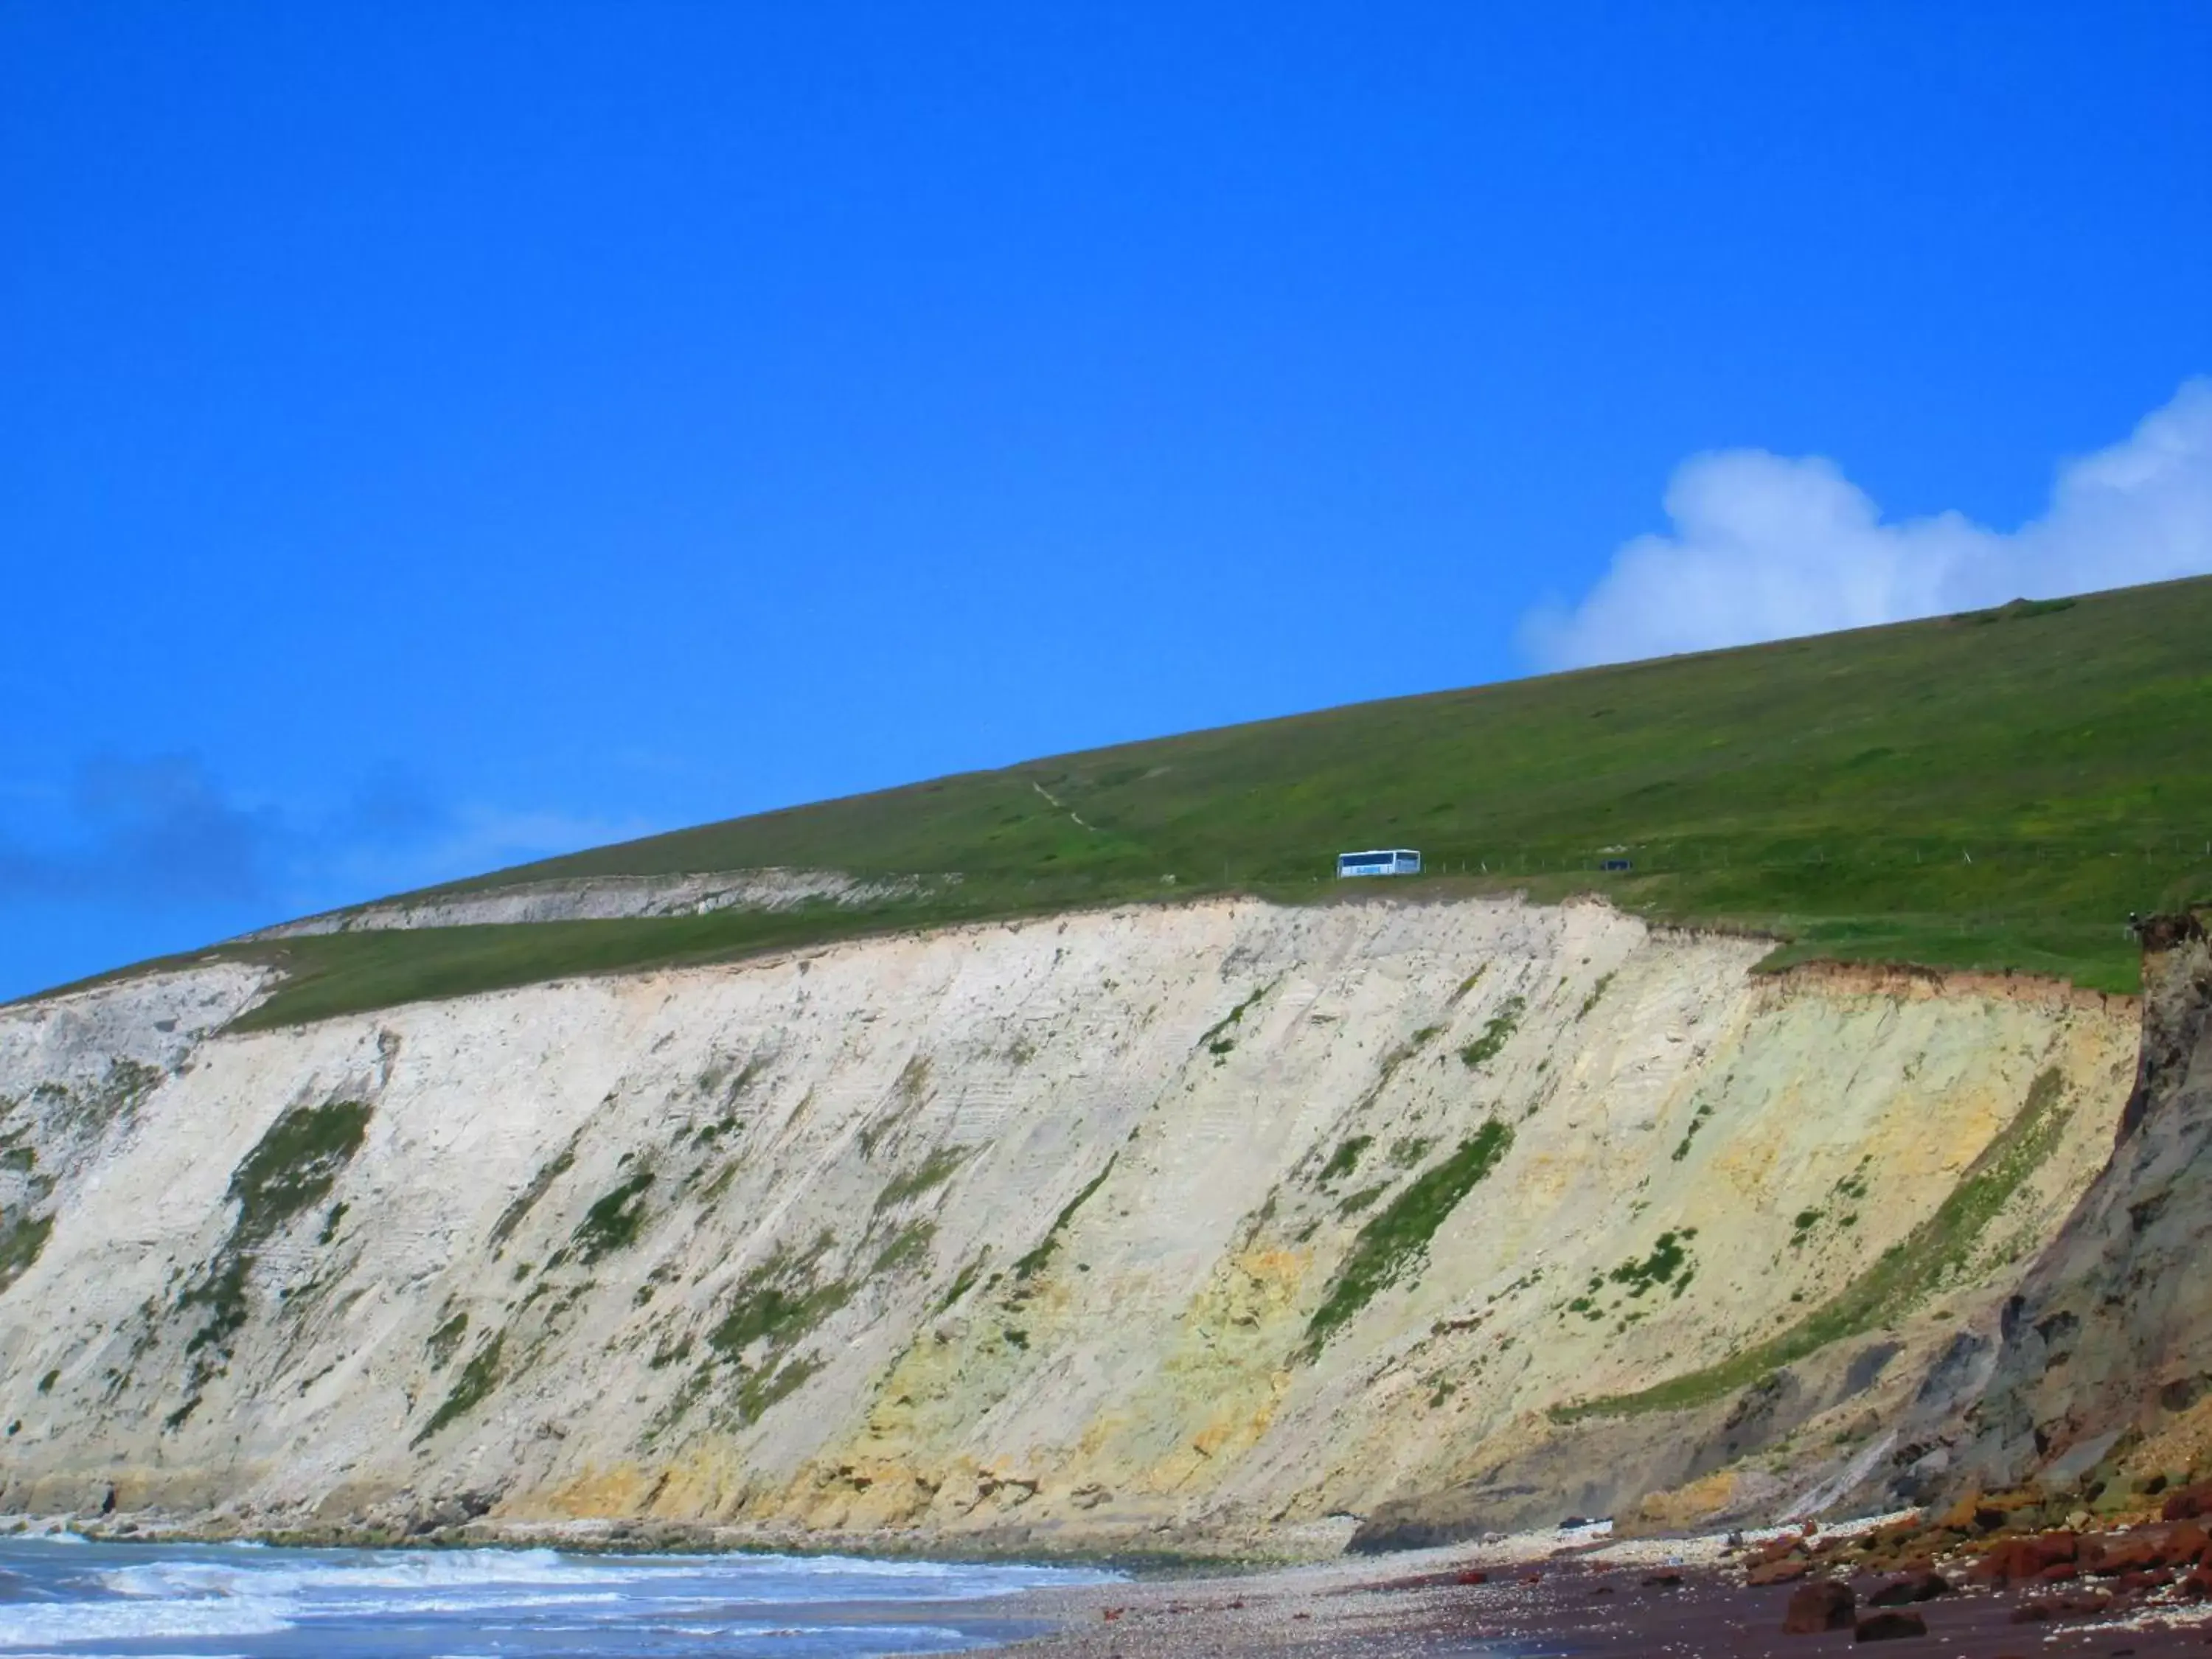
{"left": 1520, "top": 378, "right": 2212, "bottom": 670}
{"left": 0, "top": 748, "right": 661, "bottom": 919}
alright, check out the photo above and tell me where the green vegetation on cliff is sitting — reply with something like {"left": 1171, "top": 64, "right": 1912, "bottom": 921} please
{"left": 571, "top": 1170, "right": 653, "bottom": 1263}
{"left": 1304, "top": 1120, "right": 1514, "bottom": 1354}
{"left": 228, "top": 1099, "right": 373, "bottom": 1245}
{"left": 0, "top": 1212, "right": 54, "bottom": 1295}
{"left": 1551, "top": 1066, "right": 2073, "bottom": 1422}
{"left": 1013, "top": 1155, "right": 1117, "bottom": 1281}
{"left": 98, "top": 576, "right": 2212, "bottom": 1026}
{"left": 173, "top": 1098, "right": 375, "bottom": 1420}
{"left": 416, "top": 1330, "right": 506, "bottom": 1444}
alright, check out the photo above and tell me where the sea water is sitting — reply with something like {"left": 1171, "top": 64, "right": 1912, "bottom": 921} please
{"left": 0, "top": 1534, "right": 1110, "bottom": 1658}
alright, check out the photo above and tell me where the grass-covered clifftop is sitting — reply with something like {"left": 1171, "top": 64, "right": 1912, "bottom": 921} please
{"left": 165, "top": 576, "right": 2212, "bottom": 1025}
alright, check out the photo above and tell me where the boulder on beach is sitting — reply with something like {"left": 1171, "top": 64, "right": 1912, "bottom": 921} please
{"left": 1782, "top": 1580, "right": 1856, "bottom": 1634}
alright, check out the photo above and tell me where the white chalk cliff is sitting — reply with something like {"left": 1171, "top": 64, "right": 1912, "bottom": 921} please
{"left": 0, "top": 895, "right": 2137, "bottom": 1550}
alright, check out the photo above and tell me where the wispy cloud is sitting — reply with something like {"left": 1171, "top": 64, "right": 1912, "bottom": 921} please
{"left": 0, "top": 754, "right": 655, "bottom": 922}
{"left": 1521, "top": 378, "right": 2212, "bottom": 670}
{"left": 0, "top": 756, "right": 278, "bottom": 905}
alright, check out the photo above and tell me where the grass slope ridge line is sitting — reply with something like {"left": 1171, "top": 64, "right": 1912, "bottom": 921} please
{"left": 58, "top": 571, "right": 2212, "bottom": 1029}
{"left": 1551, "top": 1065, "right": 2073, "bottom": 1422}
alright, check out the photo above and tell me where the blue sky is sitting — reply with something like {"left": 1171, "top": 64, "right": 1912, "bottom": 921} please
{"left": 4, "top": 1, "right": 2210, "bottom": 999}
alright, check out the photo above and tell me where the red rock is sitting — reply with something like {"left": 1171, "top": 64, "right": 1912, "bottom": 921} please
{"left": 2177, "top": 1569, "right": 2212, "bottom": 1600}
{"left": 1749, "top": 1558, "right": 1814, "bottom": 1586}
{"left": 1855, "top": 1610, "right": 1927, "bottom": 1641}
{"left": 1868, "top": 1571, "right": 1951, "bottom": 1606}
{"left": 1455, "top": 1570, "right": 1487, "bottom": 1585}
{"left": 1974, "top": 1534, "right": 2076, "bottom": 1584}
{"left": 2083, "top": 1535, "right": 2163, "bottom": 1575}
{"left": 2034, "top": 1562, "right": 2078, "bottom": 1582}
{"left": 2165, "top": 1522, "right": 2212, "bottom": 1567}
{"left": 2163, "top": 1481, "right": 2212, "bottom": 1522}
{"left": 1783, "top": 1581, "right": 1857, "bottom": 1635}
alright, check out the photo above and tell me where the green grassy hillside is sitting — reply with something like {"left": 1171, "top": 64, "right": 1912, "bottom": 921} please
{"left": 209, "top": 577, "right": 2212, "bottom": 1026}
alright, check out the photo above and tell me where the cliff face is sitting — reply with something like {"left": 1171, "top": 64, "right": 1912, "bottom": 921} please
{"left": 1952, "top": 913, "right": 2212, "bottom": 1489}
{"left": 0, "top": 897, "right": 2138, "bottom": 1551}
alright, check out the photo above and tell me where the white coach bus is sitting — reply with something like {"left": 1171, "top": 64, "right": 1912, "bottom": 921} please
{"left": 1336, "top": 848, "right": 1422, "bottom": 877}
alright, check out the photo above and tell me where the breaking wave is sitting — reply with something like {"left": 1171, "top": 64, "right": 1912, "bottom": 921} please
{"left": 0, "top": 1537, "right": 1104, "bottom": 1657}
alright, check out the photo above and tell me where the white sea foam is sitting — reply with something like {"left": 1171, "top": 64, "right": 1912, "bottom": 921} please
{"left": 99, "top": 1546, "right": 619, "bottom": 1601}
{"left": 0, "top": 1596, "right": 293, "bottom": 1645}
{"left": 0, "top": 1537, "right": 1107, "bottom": 1656}
{"left": 92, "top": 1543, "right": 1102, "bottom": 1608}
